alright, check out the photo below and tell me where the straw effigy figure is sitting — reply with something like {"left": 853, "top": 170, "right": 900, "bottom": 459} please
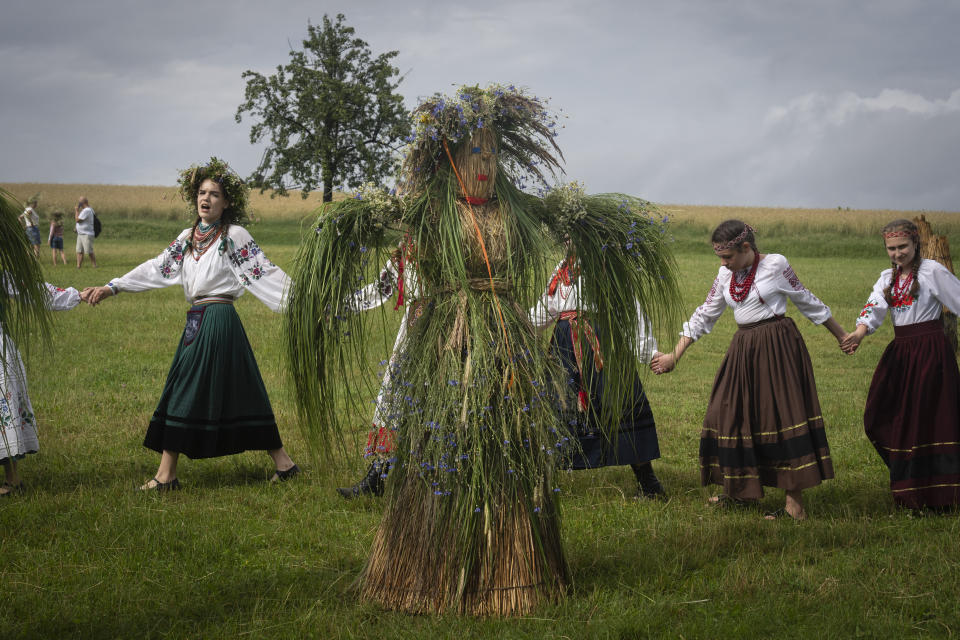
{"left": 286, "top": 84, "right": 681, "bottom": 615}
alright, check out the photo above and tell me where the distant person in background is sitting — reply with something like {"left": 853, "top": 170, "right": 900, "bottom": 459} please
{"left": 48, "top": 212, "right": 67, "bottom": 266}
{"left": 842, "top": 219, "right": 960, "bottom": 511}
{"left": 19, "top": 199, "right": 41, "bottom": 258}
{"left": 75, "top": 196, "right": 97, "bottom": 268}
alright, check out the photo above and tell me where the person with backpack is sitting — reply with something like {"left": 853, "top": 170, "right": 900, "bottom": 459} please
{"left": 75, "top": 196, "right": 97, "bottom": 268}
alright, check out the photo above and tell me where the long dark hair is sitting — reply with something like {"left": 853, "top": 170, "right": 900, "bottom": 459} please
{"left": 881, "top": 219, "right": 922, "bottom": 305}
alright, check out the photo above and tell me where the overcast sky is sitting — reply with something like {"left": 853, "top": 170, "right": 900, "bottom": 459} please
{"left": 2, "top": 0, "right": 958, "bottom": 210}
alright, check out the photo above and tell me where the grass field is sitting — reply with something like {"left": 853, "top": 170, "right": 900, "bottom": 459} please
{"left": 2, "top": 185, "right": 960, "bottom": 639}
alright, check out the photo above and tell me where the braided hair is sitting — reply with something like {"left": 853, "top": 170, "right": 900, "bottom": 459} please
{"left": 881, "top": 219, "right": 922, "bottom": 305}
{"left": 711, "top": 219, "right": 758, "bottom": 253}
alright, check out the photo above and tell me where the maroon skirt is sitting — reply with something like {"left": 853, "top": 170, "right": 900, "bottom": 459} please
{"left": 864, "top": 319, "right": 960, "bottom": 509}
{"left": 699, "top": 316, "right": 834, "bottom": 500}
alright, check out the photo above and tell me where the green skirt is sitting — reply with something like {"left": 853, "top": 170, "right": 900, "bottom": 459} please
{"left": 144, "top": 302, "right": 282, "bottom": 458}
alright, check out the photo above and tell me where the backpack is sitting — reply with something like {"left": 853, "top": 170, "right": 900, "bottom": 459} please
{"left": 93, "top": 213, "right": 102, "bottom": 238}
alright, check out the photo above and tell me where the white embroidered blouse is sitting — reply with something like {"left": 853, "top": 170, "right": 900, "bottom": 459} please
{"left": 348, "top": 257, "right": 421, "bottom": 313}
{"left": 529, "top": 260, "right": 660, "bottom": 363}
{"left": 855, "top": 259, "right": 960, "bottom": 333}
{"left": 347, "top": 256, "right": 423, "bottom": 428}
{"left": 44, "top": 283, "right": 81, "bottom": 311}
{"left": 681, "top": 253, "right": 832, "bottom": 341}
{"left": 3, "top": 280, "right": 80, "bottom": 311}
{"left": 109, "top": 226, "right": 290, "bottom": 312}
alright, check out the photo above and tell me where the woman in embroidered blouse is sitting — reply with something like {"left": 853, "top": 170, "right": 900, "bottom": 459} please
{"left": 2, "top": 283, "right": 80, "bottom": 495}
{"left": 81, "top": 159, "right": 298, "bottom": 491}
{"left": 841, "top": 219, "right": 960, "bottom": 510}
{"left": 337, "top": 245, "right": 421, "bottom": 499}
{"left": 654, "top": 220, "right": 847, "bottom": 520}
{"left": 530, "top": 255, "right": 666, "bottom": 498}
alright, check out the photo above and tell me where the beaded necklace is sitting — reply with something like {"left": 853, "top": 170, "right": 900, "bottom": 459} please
{"left": 729, "top": 251, "right": 760, "bottom": 303}
{"left": 890, "top": 266, "right": 914, "bottom": 307}
{"left": 192, "top": 220, "right": 222, "bottom": 261}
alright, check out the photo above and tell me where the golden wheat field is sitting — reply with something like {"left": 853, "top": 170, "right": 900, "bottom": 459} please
{"left": 661, "top": 203, "right": 960, "bottom": 235}
{"left": 0, "top": 182, "right": 338, "bottom": 222}
{"left": 3, "top": 181, "right": 958, "bottom": 236}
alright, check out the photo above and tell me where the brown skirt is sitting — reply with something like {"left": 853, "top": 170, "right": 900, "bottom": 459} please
{"left": 864, "top": 319, "right": 960, "bottom": 509}
{"left": 699, "top": 316, "right": 834, "bottom": 500}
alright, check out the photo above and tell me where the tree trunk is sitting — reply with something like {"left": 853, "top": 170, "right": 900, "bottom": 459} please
{"left": 913, "top": 215, "right": 957, "bottom": 354}
{"left": 322, "top": 167, "right": 334, "bottom": 203}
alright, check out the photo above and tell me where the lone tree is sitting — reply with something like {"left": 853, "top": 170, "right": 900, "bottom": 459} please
{"left": 236, "top": 14, "right": 410, "bottom": 202}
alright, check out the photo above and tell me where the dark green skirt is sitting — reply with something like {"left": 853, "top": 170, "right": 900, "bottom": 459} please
{"left": 144, "top": 302, "right": 282, "bottom": 458}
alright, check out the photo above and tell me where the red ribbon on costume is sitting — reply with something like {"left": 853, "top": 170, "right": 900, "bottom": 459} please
{"left": 393, "top": 255, "right": 405, "bottom": 311}
{"left": 365, "top": 423, "right": 395, "bottom": 456}
{"left": 465, "top": 196, "right": 489, "bottom": 205}
{"left": 548, "top": 263, "right": 572, "bottom": 296}
{"left": 548, "top": 256, "right": 579, "bottom": 296}
{"left": 560, "top": 310, "right": 604, "bottom": 411}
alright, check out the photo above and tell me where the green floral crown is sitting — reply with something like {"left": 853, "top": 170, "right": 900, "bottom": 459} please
{"left": 177, "top": 157, "right": 250, "bottom": 226}
{"left": 401, "top": 84, "right": 564, "bottom": 192}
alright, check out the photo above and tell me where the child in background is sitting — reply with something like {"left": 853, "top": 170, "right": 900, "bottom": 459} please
{"left": 48, "top": 212, "right": 67, "bottom": 266}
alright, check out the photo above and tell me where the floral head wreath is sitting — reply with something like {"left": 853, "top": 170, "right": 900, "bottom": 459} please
{"left": 400, "top": 84, "right": 564, "bottom": 193}
{"left": 713, "top": 224, "right": 755, "bottom": 252}
{"left": 177, "top": 157, "right": 250, "bottom": 226}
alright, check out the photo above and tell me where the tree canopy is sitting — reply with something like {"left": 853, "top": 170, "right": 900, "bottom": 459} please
{"left": 235, "top": 14, "right": 410, "bottom": 202}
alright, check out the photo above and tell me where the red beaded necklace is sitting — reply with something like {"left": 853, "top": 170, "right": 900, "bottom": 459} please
{"left": 729, "top": 251, "right": 760, "bottom": 303}
{"left": 890, "top": 266, "right": 914, "bottom": 307}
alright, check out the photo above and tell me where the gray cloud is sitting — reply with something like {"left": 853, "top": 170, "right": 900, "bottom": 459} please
{"left": 2, "top": 0, "right": 958, "bottom": 210}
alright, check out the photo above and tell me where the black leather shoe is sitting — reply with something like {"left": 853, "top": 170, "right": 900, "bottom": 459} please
{"left": 139, "top": 477, "right": 181, "bottom": 492}
{"left": 337, "top": 463, "right": 385, "bottom": 499}
{"left": 270, "top": 464, "right": 301, "bottom": 483}
{"left": 631, "top": 462, "right": 666, "bottom": 499}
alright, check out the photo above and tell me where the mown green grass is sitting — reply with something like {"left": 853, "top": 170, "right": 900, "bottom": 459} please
{"left": 3, "top": 212, "right": 960, "bottom": 639}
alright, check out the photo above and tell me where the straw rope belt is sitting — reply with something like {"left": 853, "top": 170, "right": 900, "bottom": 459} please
{"left": 430, "top": 278, "right": 514, "bottom": 295}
